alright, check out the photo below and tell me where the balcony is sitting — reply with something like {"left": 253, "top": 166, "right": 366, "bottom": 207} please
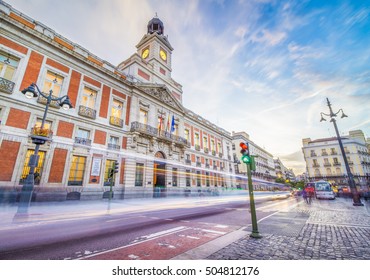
{"left": 205, "top": 164, "right": 210, "bottom": 168}
{"left": 310, "top": 152, "right": 317, "bottom": 157}
{"left": 213, "top": 165, "right": 218, "bottom": 170}
{"left": 0, "top": 77, "right": 15, "bottom": 94}
{"left": 321, "top": 152, "right": 328, "bottom": 156}
{"left": 185, "top": 159, "right": 191, "bottom": 165}
{"left": 196, "top": 161, "right": 201, "bottom": 167}
{"left": 109, "top": 116, "right": 124, "bottom": 128}
{"left": 324, "top": 163, "right": 332, "bottom": 167}
{"left": 37, "top": 95, "right": 60, "bottom": 108}
{"left": 195, "top": 144, "right": 200, "bottom": 151}
{"left": 108, "top": 143, "right": 120, "bottom": 150}
{"left": 212, "top": 150, "right": 216, "bottom": 156}
{"left": 204, "top": 147, "right": 209, "bottom": 154}
{"left": 219, "top": 153, "right": 223, "bottom": 158}
{"left": 312, "top": 163, "right": 320, "bottom": 167}
{"left": 348, "top": 161, "right": 354, "bottom": 165}
{"left": 74, "top": 137, "right": 91, "bottom": 146}
{"left": 130, "top": 121, "right": 189, "bottom": 147}
{"left": 331, "top": 151, "right": 338, "bottom": 155}
{"left": 333, "top": 162, "right": 341, "bottom": 166}
{"left": 78, "top": 105, "right": 97, "bottom": 119}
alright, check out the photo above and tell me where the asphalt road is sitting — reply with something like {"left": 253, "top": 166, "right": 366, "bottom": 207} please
{"left": 0, "top": 191, "right": 294, "bottom": 260}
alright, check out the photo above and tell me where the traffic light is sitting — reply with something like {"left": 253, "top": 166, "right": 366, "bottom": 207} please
{"left": 113, "top": 161, "right": 119, "bottom": 174}
{"left": 239, "top": 142, "right": 251, "bottom": 164}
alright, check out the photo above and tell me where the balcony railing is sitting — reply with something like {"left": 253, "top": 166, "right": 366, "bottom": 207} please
{"left": 74, "top": 137, "right": 91, "bottom": 146}
{"left": 0, "top": 77, "right": 15, "bottom": 94}
{"left": 310, "top": 152, "right": 317, "bottom": 157}
{"left": 333, "top": 162, "right": 341, "bottom": 166}
{"left": 195, "top": 144, "right": 200, "bottom": 151}
{"left": 219, "top": 153, "right": 223, "bottom": 158}
{"left": 331, "top": 151, "right": 338, "bottom": 155}
{"left": 324, "top": 163, "right": 332, "bottom": 167}
{"left": 213, "top": 165, "right": 218, "bottom": 170}
{"left": 130, "top": 121, "right": 189, "bottom": 147}
{"left": 204, "top": 147, "right": 209, "bottom": 153}
{"left": 348, "top": 161, "right": 354, "bottom": 165}
{"left": 205, "top": 164, "right": 210, "bottom": 168}
{"left": 322, "top": 152, "right": 328, "bottom": 156}
{"left": 212, "top": 150, "right": 216, "bottom": 156}
{"left": 108, "top": 143, "right": 120, "bottom": 150}
{"left": 196, "top": 162, "right": 201, "bottom": 167}
{"left": 109, "top": 116, "right": 124, "bottom": 128}
{"left": 37, "top": 95, "right": 60, "bottom": 108}
{"left": 312, "top": 163, "right": 320, "bottom": 167}
{"left": 185, "top": 159, "right": 191, "bottom": 165}
{"left": 78, "top": 105, "right": 97, "bottom": 119}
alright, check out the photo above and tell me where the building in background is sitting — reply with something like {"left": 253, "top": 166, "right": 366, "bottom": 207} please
{"left": 302, "top": 130, "right": 370, "bottom": 189}
{"left": 231, "top": 131, "right": 277, "bottom": 190}
{"left": 274, "top": 158, "right": 296, "bottom": 182}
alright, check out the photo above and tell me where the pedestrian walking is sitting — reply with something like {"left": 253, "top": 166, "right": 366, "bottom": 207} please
{"left": 302, "top": 189, "right": 308, "bottom": 204}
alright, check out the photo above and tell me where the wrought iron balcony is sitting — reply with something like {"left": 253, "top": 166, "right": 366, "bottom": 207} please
{"left": 310, "top": 152, "right": 317, "bottom": 157}
{"left": 324, "top": 163, "right": 332, "bottom": 167}
{"left": 78, "top": 105, "right": 97, "bottom": 119}
{"left": 219, "top": 153, "right": 223, "bottom": 158}
{"left": 213, "top": 165, "right": 218, "bottom": 170}
{"left": 212, "top": 150, "right": 216, "bottom": 156}
{"left": 196, "top": 161, "right": 201, "bottom": 167}
{"left": 130, "top": 121, "right": 189, "bottom": 147}
{"left": 109, "top": 116, "right": 124, "bottom": 128}
{"left": 205, "top": 164, "right": 210, "bottom": 168}
{"left": 108, "top": 143, "right": 120, "bottom": 150}
{"left": 312, "top": 163, "right": 320, "bottom": 167}
{"left": 0, "top": 77, "right": 15, "bottom": 94}
{"left": 74, "top": 137, "right": 91, "bottom": 146}
{"left": 322, "top": 152, "right": 328, "bottom": 156}
{"left": 204, "top": 147, "right": 209, "bottom": 153}
{"left": 185, "top": 159, "right": 191, "bottom": 165}
{"left": 37, "top": 95, "right": 60, "bottom": 108}
{"left": 195, "top": 144, "right": 200, "bottom": 151}
{"left": 333, "top": 162, "right": 341, "bottom": 166}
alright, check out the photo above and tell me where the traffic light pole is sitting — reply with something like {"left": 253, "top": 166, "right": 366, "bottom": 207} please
{"left": 246, "top": 163, "right": 262, "bottom": 238}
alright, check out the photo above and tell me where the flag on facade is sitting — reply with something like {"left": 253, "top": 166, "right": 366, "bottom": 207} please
{"left": 166, "top": 115, "right": 170, "bottom": 132}
{"left": 170, "top": 115, "right": 175, "bottom": 133}
{"left": 158, "top": 116, "right": 163, "bottom": 132}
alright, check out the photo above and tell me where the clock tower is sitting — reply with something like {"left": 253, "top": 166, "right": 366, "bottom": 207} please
{"left": 117, "top": 15, "right": 183, "bottom": 102}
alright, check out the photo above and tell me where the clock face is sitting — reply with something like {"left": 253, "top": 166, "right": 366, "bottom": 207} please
{"left": 159, "top": 49, "right": 167, "bottom": 61}
{"left": 142, "top": 49, "right": 149, "bottom": 59}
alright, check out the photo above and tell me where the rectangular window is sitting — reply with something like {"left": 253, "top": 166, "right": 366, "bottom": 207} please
{"left": 203, "top": 137, "right": 208, "bottom": 148}
{"left": 186, "top": 169, "right": 191, "bottom": 187}
{"left": 0, "top": 52, "right": 20, "bottom": 81}
{"left": 139, "top": 109, "right": 148, "bottom": 125}
{"left": 195, "top": 133, "right": 200, "bottom": 145}
{"left": 135, "top": 163, "right": 144, "bottom": 186}
{"left": 184, "top": 129, "right": 190, "bottom": 141}
{"left": 108, "top": 136, "right": 120, "bottom": 150}
{"left": 111, "top": 99, "right": 123, "bottom": 119}
{"left": 211, "top": 140, "right": 215, "bottom": 151}
{"left": 42, "top": 70, "right": 64, "bottom": 97}
{"left": 81, "top": 87, "right": 97, "bottom": 109}
{"left": 68, "top": 156, "right": 86, "bottom": 185}
{"left": 19, "top": 150, "right": 46, "bottom": 185}
{"left": 172, "top": 168, "right": 178, "bottom": 187}
{"left": 196, "top": 171, "right": 201, "bottom": 187}
{"left": 75, "top": 128, "right": 91, "bottom": 145}
{"left": 206, "top": 172, "right": 210, "bottom": 187}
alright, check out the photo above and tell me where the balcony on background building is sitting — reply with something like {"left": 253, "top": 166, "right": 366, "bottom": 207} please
{"left": 331, "top": 151, "right": 338, "bottom": 155}
{"left": 310, "top": 152, "right": 317, "bottom": 157}
{"left": 213, "top": 165, "right": 218, "bottom": 170}
{"left": 205, "top": 163, "right": 210, "bottom": 168}
{"left": 348, "top": 161, "right": 354, "bottom": 165}
{"left": 195, "top": 144, "right": 200, "bottom": 151}
{"left": 185, "top": 159, "right": 191, "bottom": 165}
{"left": 74, "top": 137, "right": 91, "bottom": 146}
{"left": 333, "top": 162, "right": 341, "bottom": 166}
{"left": 108, "top": 143, "right": 120, "bottom": 150}
{"left": 219, "top": 153, "right": 223, "bottom": 158}
{"left": 78, "top": 105, "right": 97, "bottom": 119}
{"left": 0, "top": 77, "right": 15, "bottom": 94}
{"left": 109, "top": 116, "right": 124, "bottom": 128}
{"left": 312, "top": 163, "right": 320, "bottom": 167}
{"left": 212, "top": 150, "right": 216, "bottom": 156}
{"left": 322, "top": 152, "right": 328, "bottom": 156}
{"left": 130, "top": 121, "right": 189, "bottom": 147}
{"left": 324, "top": 163, "right": 332, "bottom": 167}
{"left": 204, "top": 147, "right": 209, "bottom": 154}
{"left": 196, "top": 161, "right": 201, "bottom": 167}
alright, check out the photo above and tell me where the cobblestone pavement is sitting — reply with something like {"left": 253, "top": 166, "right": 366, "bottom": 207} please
{"left": 207, "top": 197, "right": 370, "bottom": 260}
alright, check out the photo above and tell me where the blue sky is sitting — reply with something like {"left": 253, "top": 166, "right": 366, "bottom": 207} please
{"left": 7, "top": 0, "right": 370, "bottom": 174}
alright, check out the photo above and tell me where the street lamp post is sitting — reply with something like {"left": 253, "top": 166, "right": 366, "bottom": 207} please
{"left": 320, "top": 97, "right": 363, "bottom": 206}
{"left": 16, "top": 83, "right": 73, "bottom": 215}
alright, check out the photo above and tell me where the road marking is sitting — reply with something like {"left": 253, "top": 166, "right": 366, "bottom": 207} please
{"left": 201, "top": 229, "right": 228, "bottom": 235}
{"left": 77, "top": 226, "right": 188, "bottom": 260}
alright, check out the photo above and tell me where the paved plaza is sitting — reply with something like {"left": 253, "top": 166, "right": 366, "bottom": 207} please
{"left": 206, "top": 197, "right": 370, "bottom": 260}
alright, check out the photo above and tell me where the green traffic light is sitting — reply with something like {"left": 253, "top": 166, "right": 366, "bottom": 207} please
{"left": 242, "top": 155, "right": 251, "bottom": 163}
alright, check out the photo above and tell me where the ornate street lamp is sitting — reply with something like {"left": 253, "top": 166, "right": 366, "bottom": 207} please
{"left": 16, "top": 83, "right": 73, "bottom": 215}
{"left": 320, "top": 98, "right": 363, "bottom": 206}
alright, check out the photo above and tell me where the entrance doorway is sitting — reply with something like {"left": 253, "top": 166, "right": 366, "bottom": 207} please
{"left": 153, "top": 151, "right": 166, "bottom": 198}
